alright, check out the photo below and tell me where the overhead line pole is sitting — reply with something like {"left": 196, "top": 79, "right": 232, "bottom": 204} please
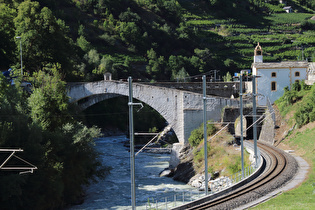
{"left": 240, "top": 74, "right": 245, "bottom": 178}
{"left": 253, "top": 75, "right": 258, "bottom": 168}
{"left": 128, "top": 77, "right": 136, "bottom": 210}
{"left": 203, "top": 75, "right": 209, "bottom": 195}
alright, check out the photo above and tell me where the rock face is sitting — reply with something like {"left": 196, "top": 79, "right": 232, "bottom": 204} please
{"left": 169, "top": 143, "right": 184, "bottom": 168}
{"left": 172, "top": 144, "right": 196, "bottom": 183}
{"left": 258, "top": 110, "right": 275, "bottom": 144}
{"left": 173, "top": 161, "right": 195, "bottom": 183}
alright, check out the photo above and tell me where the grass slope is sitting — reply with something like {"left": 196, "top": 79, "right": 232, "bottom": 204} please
{"left": 254, "top": 124, "right": 315, "bottom": 209}
{"left": 253, "top": 92, "right": 315, "bottom": 209}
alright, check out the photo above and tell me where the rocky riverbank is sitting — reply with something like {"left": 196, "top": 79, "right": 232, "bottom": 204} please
{"left": 167, "top": 138, "right": 255, "bottom": 192}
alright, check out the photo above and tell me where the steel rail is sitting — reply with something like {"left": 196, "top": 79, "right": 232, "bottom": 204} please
{"left": 173, "top": 141, "right": 288, "bottom": 210}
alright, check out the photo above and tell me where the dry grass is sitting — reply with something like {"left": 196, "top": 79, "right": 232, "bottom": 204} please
{"left": 193, "top": 124, "right": 251, "bottom": 177}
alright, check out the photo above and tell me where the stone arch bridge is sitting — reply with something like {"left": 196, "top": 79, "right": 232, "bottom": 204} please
{"left": 67, "top": 80, "right": 241, "bottom": 145}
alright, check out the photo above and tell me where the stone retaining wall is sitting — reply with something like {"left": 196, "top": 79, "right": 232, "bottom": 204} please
{"left": 258, "top": 110, "right": 275, "bottom": 144}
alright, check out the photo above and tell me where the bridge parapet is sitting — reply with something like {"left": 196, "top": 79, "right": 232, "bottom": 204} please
{"left": 140, "top": 82, "right": 240, "bottom": 98}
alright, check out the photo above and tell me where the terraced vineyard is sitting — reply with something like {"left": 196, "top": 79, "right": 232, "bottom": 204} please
{"left": 180, "top": 0, "right": 314, "bottom": 70}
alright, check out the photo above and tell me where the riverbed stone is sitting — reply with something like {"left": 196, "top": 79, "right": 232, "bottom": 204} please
{"left": 172, "top": 144, "right": 196, "bottom": 183}
{"left": 159, "top": 168, "right": 174, "bottom": 177}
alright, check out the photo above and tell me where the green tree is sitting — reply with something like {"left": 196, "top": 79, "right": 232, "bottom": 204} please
{"left": 194, "top": 48, "right": 210, "bottom": 59}
{"left": 14, "top": 1, "right": 75, "bottom": 74}
{"left": 0, "top": 3, "right": 16, "bottom": 69}
{"left": 224, "top": 58, "right": 237, "bottom": 69}
{"left": 168, "top": 55, "right": 186, "bottom": 77}
{"left": 0, "top": 64, "right": 105, "bottom": 209}
{"left": 292, "top": 80, "right": 301, "bottom": 92}
{"left": 190, "top": 56, "right": 205, "bottom": 73}
{"left": 28, "top": 64, "right": 70, "bottom": 131}
{"left": 223, "top": 72, "right": 232, "bottom": 82}
{"left": 119, "top": 21, "right": 141, "bottom": 45}
{"left": 168, "top": 55, "right": 204, "bottom": 80}
{"left": 160, "top": 0, "right": 181, "bottom": 22}
{"left": 98, "top": 55, "right": 114, "bottom": 75}
{"left": 119, "top": 7, "right": 141, "bottom": 22}
{"left": 146, "top": 48, "right": 167, "bottom": 80}
{"left": 172, "top": 67, "right": 189, "bottom": 82}
{"left": 103, "top": 13, "right": 116, "bottom": 34}
{"left": 77, "top": 35, "right": 92, "bottom": 53}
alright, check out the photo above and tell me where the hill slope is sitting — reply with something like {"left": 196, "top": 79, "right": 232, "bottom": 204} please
{"left": 254, "top": 83, "right": 315, "bottom": 209}
{"left": 1, "top": 0, "right": 314, "bottom": 81}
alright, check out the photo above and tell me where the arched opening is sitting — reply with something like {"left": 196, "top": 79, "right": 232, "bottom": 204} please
{"left": 254, "top": 42, "right": 263, "bottom": 56}
{"left": 78, "top": 95, "right": 178, "bottom": 145}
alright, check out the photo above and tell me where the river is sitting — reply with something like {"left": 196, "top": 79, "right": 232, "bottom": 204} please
{"left": 70, "top": 135, "right": 196, "bottom": 209}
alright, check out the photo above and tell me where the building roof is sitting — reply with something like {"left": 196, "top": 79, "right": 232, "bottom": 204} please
{"left": 283, "top": 6, "right": 292, "bottom": 10}
{"left": 252, "top": 61, "right": 309, "bottom": 69}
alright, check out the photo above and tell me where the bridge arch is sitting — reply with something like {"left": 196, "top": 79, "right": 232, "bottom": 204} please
{"left": 67, "top": 81, "right": 186, "bottom": 144}
{"left": 67, "top": 80, "right": 241, "bottom": 146}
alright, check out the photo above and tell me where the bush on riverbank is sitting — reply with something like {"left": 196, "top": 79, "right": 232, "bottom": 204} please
{"left": 189, "top": 123, "right": 250, "bottom": 178}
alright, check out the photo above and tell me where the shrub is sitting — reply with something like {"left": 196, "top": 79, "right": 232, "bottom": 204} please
{"left": 292, "top": 80, "right": 301, "bottom": 91}
{"left": 283, "top": 89, "right": 298, "bottom": 105}
{"left": 228, "top": 155, "right": 242, "bottom": 174}
{"left": 188, "top": 121, "right": 216, "bottom": 147}
{"left": 188, "top": 126, "right": 204, "bottom": 147}
{"left": 293, "top": 85, "right": 315, "bottom": 127}
{"left": 300, "top": 80, "right": 311, "bottom": 90}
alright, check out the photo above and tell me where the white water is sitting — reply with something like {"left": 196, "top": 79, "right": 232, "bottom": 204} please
{"left": 70, "top": 136, "right": 197, "bottom": 210}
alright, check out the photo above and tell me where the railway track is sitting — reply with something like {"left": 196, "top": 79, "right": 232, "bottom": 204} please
{"left": 173, "top": 141, "right": 298, "bottom": 210}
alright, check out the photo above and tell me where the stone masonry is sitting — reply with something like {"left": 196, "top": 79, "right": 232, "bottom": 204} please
{"left": 67, "top": 80, "right": 241, "bottom": 146}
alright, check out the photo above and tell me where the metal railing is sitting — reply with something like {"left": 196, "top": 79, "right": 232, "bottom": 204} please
{"left": 144, "top": 164, "right": 258, "bottom": 210}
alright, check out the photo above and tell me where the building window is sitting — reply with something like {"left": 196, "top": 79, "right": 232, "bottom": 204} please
{"left": 295, "top": 79, "right": 300, "bottom": 83}
{"left": 271, "top": 72, "right": 277, "bottom": 77}
{"left": 271, "top": 81, "right": 277, "bottom": 91}
{"left": 295, "top": 71, "right": 300, "bottom": 77}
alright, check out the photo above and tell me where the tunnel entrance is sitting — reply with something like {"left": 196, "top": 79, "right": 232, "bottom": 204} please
{"left": 222, "top": 106, "right": 266, "bottom": 140}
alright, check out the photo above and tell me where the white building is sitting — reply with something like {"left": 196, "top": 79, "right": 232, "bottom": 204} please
{"left": 283, "top": 6, "right": 293, "bottom": 13}
{"left": 252, "top": 43, "right": 309, "bottom": 106}
{"left": 306, "top": 62, "right": 315, "bottom": 85}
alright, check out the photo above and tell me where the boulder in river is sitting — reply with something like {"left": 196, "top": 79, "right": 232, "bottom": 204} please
{"left": 159, "top": 168, "right": 174, "bottom": 177}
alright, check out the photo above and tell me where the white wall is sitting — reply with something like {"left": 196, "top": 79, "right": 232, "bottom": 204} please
{"left": 254, "top": 66, "right": 307, "bottom": 106}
